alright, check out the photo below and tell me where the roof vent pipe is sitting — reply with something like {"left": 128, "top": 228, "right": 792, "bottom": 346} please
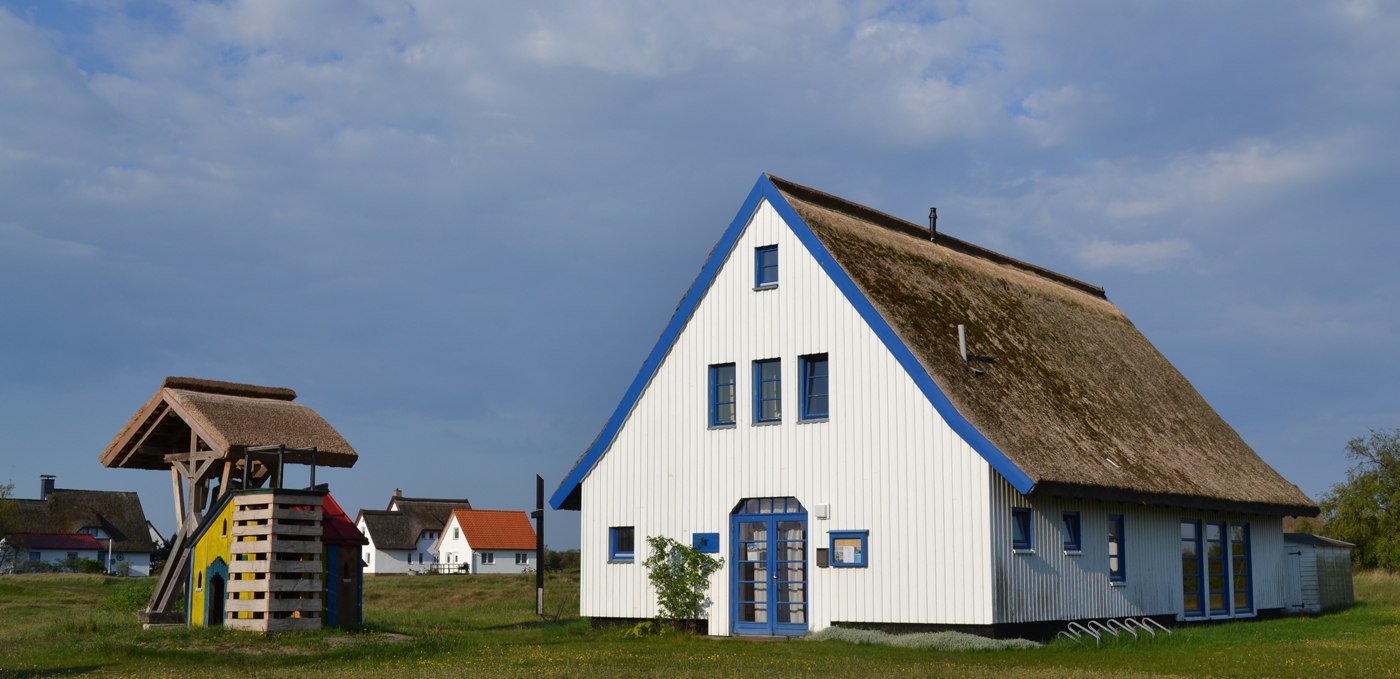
{"left": 929, "top": 207, "right": 938, "bottom": 241}
{"left": 40, "top": 474, "right": 55, "bottom": 500}
{"left": 957, "top": 324, "right": 968, "bottom": 363}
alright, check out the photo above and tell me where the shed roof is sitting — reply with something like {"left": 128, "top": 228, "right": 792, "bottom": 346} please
{"left": 322, "top": 494, "right": 368, "bottom": 546}
{"left": 1284, "top": 533, "right": 1355, "bottom": 548}
{"left": 449, "top": 509, "right": 536, "bottom": 551}
{"left": 9, "top": 489, "right": 156, "bottom": 553}
{"left": 100, "top": 376, "right": 357, "bottom": 470}
{"left": 550, "top": 174, "right": 1315, "bottom": 517}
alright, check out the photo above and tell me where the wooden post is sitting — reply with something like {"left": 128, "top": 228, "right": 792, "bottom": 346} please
{"left": 533, "top": 475, "right": 545, "bottom": 616}
{"left": 170, "top": 467, "right": 186, "bottom": 535}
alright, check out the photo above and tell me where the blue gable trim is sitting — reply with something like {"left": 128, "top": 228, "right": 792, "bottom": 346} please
{"left": 549, "top": 174, "right": 1033, "bottom": 510}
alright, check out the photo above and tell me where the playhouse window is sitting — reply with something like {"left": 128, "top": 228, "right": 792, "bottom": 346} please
{"left": 1011, "top": 508, "right": 1032, "bottom": 551}
{"left": 1108, "top": 514, "right": 1126, "bottom": 583}
{"left": 610, "top": 526, "right": 635, "bottom": 562}
{"left": 753, "top": 359, "right": 782, "bottom": 423}
{"left": 799, "top": 354, "right": 829, "bottom": 421}
{"left": 755, "top": 245, "right": 778, "bottom": 288}
{"left": 829, "top": 531, "right": 868, "bottom": 568}
{"left": 709, "top": 363, "right": 737, "bottom": 427}
{"left": 1063, "top": 511, "right": 1082, "bottom": 552}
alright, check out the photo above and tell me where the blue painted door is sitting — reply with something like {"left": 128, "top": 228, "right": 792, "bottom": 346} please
{"left": 731, "top": 498, "right": 808, "bottom": 636}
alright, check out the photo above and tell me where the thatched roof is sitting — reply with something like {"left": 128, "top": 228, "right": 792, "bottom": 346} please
{"left": 357, "top": 497, "right": 468, "bottom": 551}
{"left": 551, "top": 174, "right": 1315, "bottom": 517}
{"left": 770, "top": 175, "right": 1315, "bottom": 516}
{"left": 100, "top": 376, "right": 356, "bottom": 470}
{"left": 8, "top": 489, "right": 156, "bottom": 553}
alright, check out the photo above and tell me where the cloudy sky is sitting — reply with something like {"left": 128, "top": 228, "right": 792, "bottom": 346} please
{"left": 2, "top": 1, "right": 1398, "bottom": 548}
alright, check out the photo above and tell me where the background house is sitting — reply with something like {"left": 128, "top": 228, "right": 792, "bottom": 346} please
{"left": 434, "top": 508, "right": 537, "bottom": 574}
{"left": 4, "top": 475, "right": 155, "bottom": 575}
{"left": 551, "top": 174, "right": 1316, "bottom": 637}
{"left": 356, "top": 491, "right": 470, "bottom": 575}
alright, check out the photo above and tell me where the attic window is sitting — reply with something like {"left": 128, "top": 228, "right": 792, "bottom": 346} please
{"left": 755, "top": 245, "right": 778, "bottom": 288}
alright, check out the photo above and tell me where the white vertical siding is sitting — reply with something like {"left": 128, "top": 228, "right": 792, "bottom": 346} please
{"left": 988, "top": 477, "right": 1288, "bottom": 623}
{"left": 580, "top": 200, "right": 996, "bottom": 632}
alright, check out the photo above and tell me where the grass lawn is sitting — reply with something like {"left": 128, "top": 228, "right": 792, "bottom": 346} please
{"left": 2, "top": 570, "right": 1398, "bottom": 677}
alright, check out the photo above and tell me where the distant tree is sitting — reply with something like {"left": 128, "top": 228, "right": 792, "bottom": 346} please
{"left": 1318, "top": 429, "right": 1400, "bottom": 570}
{"left": 0, "top": 481, "right": 14, "bottom": 535}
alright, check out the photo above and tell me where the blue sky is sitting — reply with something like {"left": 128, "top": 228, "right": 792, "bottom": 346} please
{"left": 2, "top": 1, "right": 1398, "bottom": 549}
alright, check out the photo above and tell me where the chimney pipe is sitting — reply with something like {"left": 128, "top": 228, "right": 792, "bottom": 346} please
{"left": 40, "top": 475, "right": 55, "bottom": 500}
{"left": 929, "top": 207, "right": 938, "bottom": 241}
{"left": 393, "top": 487, "right": 402, "bottom": 498}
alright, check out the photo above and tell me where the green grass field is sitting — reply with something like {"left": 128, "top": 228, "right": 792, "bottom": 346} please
{"left": 2, "top": 570, "right": 1398, "bottom": 677}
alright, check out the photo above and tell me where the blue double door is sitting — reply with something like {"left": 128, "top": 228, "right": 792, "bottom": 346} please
{"left": 731, "top": 498, "right": 808, "bottom": 636}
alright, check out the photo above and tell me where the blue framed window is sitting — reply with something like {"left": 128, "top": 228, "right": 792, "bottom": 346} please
{"left": 1181, "top": 520, "right": 1204, "bottom": 616}
{"left": 755, "top": 245, "right": 778, "bottom": 288}
{"left": 1230, "top": 524, "right": 1253, "bottom": 614}
{"left": 753, "top": 359, "right": 781, "bottom": 423}
{"left": 1011, "top": 508, "right": 1032, "bottom": 551}
{"left": 829, "top": 530, "right": 868, "bottom": 568}
{"left": 1062, "top": 511, "right": 1081, "bottom": 552}
{"left": 609, "top": 526, "right": 635, "bottom": 562}
{"left": 709, "top": 363, "right": 737, "bottom": 427}
{"left": 799, "top": 354, "right": 829, "bottom": 420}
{"left": 1108, "top": 514, "right": 1126, "bottom": 583}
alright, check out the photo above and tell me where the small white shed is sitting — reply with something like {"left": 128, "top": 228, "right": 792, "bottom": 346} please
{"left": 1283, "top": 533, "right": 1354, "bottom": 614}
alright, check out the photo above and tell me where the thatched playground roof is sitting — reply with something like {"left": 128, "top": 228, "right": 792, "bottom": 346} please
{"left": 99, "top": 376, "right": 357, "bottom": 470}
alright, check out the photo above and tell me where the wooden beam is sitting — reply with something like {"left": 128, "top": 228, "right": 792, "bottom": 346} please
{"left": 160, "top": 389, "right": 228, "bottom": 458}
{"left": 101, "top": 393, "right": 167, "bottom": 469}
{"left": 128, "top": 403, "right": 173, "bottom": 460}
{"left": 217, "top": 461, "right": 233, "bottom": 500}
{"left": 170, "top": 467, "right": 186, "bottom": 534}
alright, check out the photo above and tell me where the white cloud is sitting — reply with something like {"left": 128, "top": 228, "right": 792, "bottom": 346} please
{"left": 1076, "top": 238, "right": 1192, "bottom": 272}
{"left": 0, "top": 222, "right": 99, "bottom": 260}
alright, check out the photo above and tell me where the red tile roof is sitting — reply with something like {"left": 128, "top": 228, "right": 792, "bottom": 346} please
{"left": 450, "top": 509, "right": 536, "bottom": 550}
{"left": 11, "top": 532, "right": 104, "bottom": 551}
{"left": 322, "top": 493, "right": 369, "bottom": 546}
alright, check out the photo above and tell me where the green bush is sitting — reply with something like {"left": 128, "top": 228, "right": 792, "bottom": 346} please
{"left": 98, "top": 582, "right": 155, "bottom": 612}
{"left": 641, "top": 535, "right": 724, "bottom": 631}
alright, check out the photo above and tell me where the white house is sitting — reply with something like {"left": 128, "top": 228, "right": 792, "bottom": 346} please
{"left": 433, "top": 509, "right": 537, "bottom": 574}
{"left": 5, "top": 476, "right": 155, "bottom": 576}
{"left": 356, "top": 492, "right": 470, "bottom": 575}
{"left": 549, "top": 174, "right": 1317, "bottom": 638}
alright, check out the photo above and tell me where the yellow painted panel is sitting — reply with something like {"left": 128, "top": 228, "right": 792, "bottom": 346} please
{"left": 188, "top": 497, "right": 238, "bottom": 628}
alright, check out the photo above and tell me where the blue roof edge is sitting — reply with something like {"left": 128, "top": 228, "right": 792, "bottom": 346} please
{"left": 549, "top": 174, "right": 1034, "bottom": 510}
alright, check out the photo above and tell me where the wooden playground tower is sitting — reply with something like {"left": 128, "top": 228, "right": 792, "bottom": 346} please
{"left": 98, "top": 377, "right": 358, "bottom": 627}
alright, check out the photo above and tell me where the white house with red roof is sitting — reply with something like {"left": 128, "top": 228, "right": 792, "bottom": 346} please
{"left": 433, "top": 509, "right": 537, "bottom": 574}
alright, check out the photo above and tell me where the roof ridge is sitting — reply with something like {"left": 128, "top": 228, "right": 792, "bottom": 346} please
{"left": 162, "top": 376, "right": 297, "bottom": 401}
{"left": 765, "top": 173, "right": 1107, "bottom": 299}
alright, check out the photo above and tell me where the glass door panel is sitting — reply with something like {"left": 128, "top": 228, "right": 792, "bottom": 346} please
{"left": 732, "top": 501, "right": 807, "bottom": 636}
